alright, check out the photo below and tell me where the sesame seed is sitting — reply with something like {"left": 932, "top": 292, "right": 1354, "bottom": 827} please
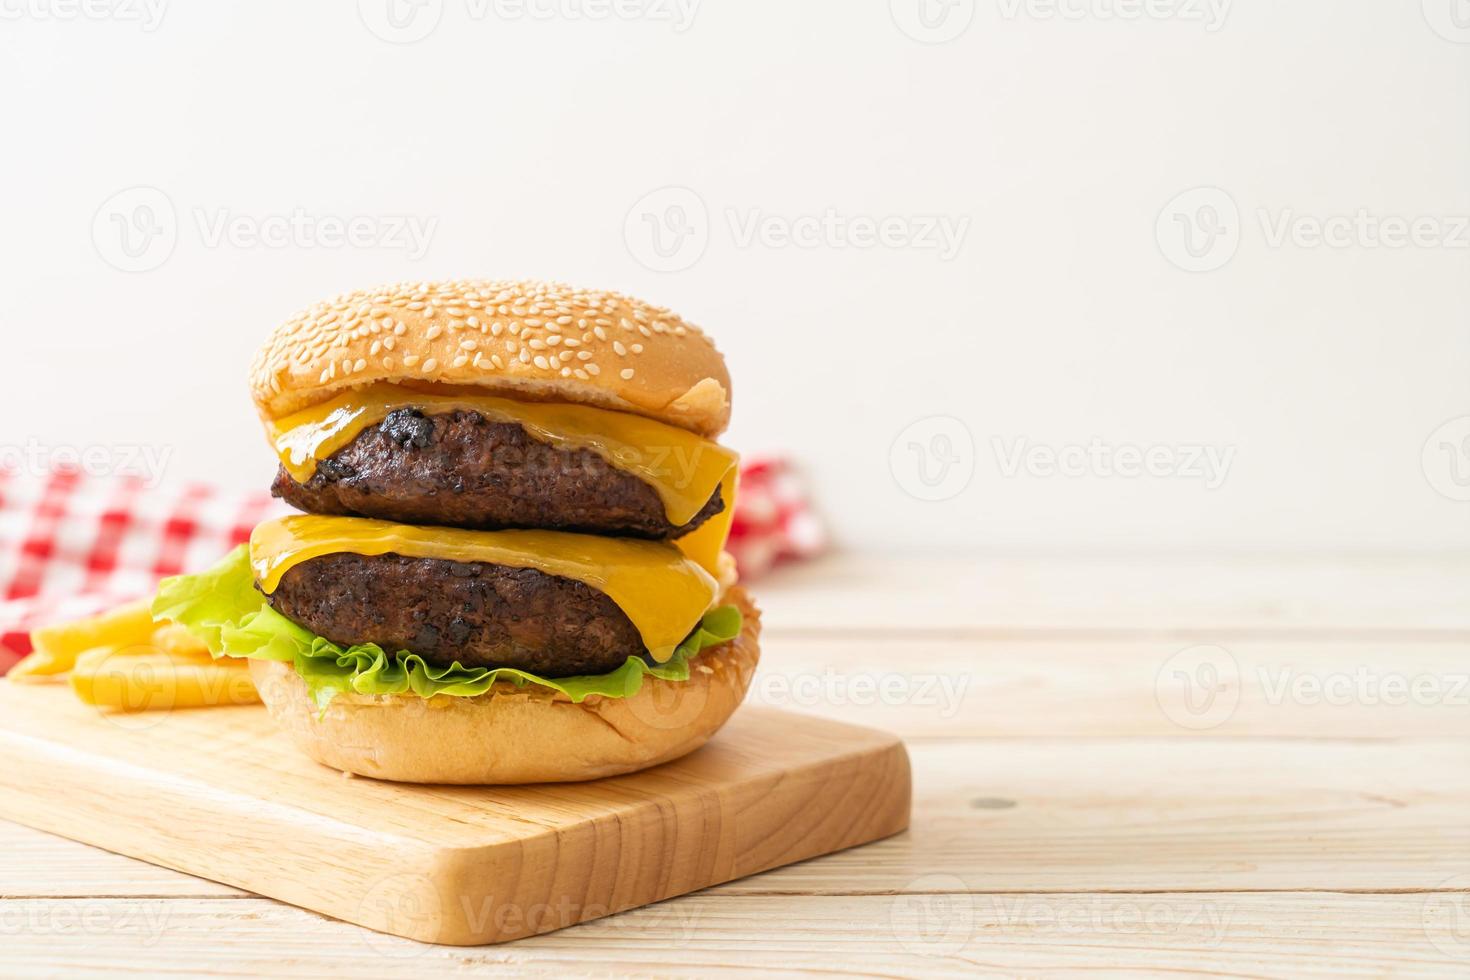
{"left": 257, "top": 279, "right": 713, "bottom": 412}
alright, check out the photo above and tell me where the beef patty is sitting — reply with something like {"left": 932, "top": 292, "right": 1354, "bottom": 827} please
{"left": 265, "top": 552, "right": 645, "bottom": 676}
{"left": 272, "top": 409, "right": 724, "bottom": 539}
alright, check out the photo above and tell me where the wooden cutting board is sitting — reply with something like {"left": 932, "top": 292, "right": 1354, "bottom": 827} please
{"left": 0, "top": 680, "right": 910, "bottom": 945}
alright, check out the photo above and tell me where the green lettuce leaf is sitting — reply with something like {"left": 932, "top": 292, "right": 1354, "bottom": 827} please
{"left": 152, "top": 545, "right": 741, "bottom": 711}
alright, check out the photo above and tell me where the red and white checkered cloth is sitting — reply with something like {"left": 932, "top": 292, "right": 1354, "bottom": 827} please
{"left": 0, "top": 460, "right": 824, "bottom": 675}
{"left": 0, "top": 469, "right": 287, "bottom": 673}
{"left": 725, "top": 458, "right": 826, "bottom": 578}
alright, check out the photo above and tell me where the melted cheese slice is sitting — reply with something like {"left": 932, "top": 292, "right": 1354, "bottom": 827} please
{"left": 251, "top": 515, "right": 719, "bottom": 663}
{"left": 268, "top": 382, "right": 739, "bottom": 528}
{"left": 674, "top": 467, "right": 738, "bottom": 576}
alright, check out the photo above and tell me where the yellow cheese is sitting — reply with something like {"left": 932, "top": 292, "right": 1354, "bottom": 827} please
{"left": 674, "top": 467, "right": 738, "bottom": 575}
{"left": 250, "top": 515, "right": 718, "bottom": 663}
{"left": 267, "top": 383, "right": 739, "bottom": 528}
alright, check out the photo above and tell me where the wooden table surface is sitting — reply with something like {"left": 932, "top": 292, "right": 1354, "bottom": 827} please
{"left": 4, "top": 552, "right": 1469, "bottom": 977}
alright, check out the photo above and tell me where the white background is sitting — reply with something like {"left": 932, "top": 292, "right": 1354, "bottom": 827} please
{"left": 2, "top": 0, "right": 1467, "bottom": 554}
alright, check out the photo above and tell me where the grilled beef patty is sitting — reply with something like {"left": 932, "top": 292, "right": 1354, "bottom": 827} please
{"left": 272, "top": 409, "right": 723, "bottom": 539}
{"left": 265, "top": 552, "right": 645, "bottom": 676}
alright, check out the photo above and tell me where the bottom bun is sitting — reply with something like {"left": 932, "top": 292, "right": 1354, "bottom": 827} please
{"left": 249, "top": 586, "right": 761, "bottom": 784}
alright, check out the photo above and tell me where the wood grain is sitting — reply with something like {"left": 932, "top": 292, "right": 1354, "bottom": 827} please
{"left": 7, "top": 737, "right": 1466, "bottom": 898}
{"left": 0, "top": 683, "right": 910, "bottom": 945}
{"left": 749, "top": 635, "right": 1470, "bottom": 738}
{"left": 1, "top": 893, "right": 1465, "bottom": 978}
{"left": 7, "top": 553, "right": 1470, "bottom": 976}
{"left": 757, "top": 553, "right": 1470, "bottom": 634}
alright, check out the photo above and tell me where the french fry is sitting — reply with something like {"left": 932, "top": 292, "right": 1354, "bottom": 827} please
{"left": 11, "top": 599, "right": 156, "bottom": 682}
{"left": 69, "top": 648, "right": 260, "bottom": 711}
{"left": 150, "top": 622, "right": 213, "bottom": 661}
{"left": 14, "top": 597, "right": 256, "bottom": 713}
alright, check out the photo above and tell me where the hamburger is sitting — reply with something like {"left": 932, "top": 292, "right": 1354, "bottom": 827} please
{"left": 153, "top": 279, "right": 760, "bottom": 784}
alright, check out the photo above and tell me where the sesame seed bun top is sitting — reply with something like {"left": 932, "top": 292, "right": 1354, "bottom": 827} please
{"left": 249, "top": 279, "right": 732, "bottom": 437}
